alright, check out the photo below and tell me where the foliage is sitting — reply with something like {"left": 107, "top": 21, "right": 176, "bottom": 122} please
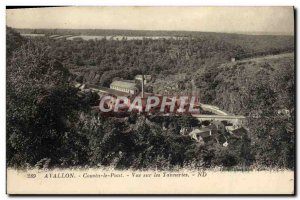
{"left": 6, "top": 26, "right": 27, "bottom": 61}
{"left": 7, "top": 33, "right": 88, "bottom": 167}
{"left": 196, "top": 56, "right": 295, "bottom": 169}
{"left": 6, "top": 27, "right": 295, "bottom": 170}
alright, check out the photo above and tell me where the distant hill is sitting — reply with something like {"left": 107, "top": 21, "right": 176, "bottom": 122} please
{"left": 15, "top": 28, "right": 294, "bottom": 37}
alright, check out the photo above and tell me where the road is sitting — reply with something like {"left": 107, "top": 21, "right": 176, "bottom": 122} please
{"left": 199, "top": 103, "right": 229, "bottom": 115}
{"left": 236, "top": 52, "right": 294, "bottom": 63}
{"left": 191, "top": 114, "right": 246, "bottom": 123}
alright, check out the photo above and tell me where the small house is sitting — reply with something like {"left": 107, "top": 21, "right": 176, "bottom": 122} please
{"left": 135, "top": 75, "right": 152, "bottom": 85}
{"left": 189, "top": 128, "right": 212, "bottom": 143}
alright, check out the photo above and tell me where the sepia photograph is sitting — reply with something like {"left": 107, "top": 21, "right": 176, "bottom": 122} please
{"left": 6, "top": 6, "right": 295, "bottom": 195}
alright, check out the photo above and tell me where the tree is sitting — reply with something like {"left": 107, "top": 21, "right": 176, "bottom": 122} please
{"left": 6, "top": 26, "right": 26, "bottom": 61}
{"left": 7, "top": 41, "right": 88, "bottom": 167}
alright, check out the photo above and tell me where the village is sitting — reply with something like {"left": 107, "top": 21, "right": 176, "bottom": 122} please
{"left": 74, "top": 74, "right": 248, "bottom": 148}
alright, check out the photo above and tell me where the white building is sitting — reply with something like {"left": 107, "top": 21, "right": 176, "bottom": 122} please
{"left": 135, "top": 75, "right": 152, "bottom": 85}
{"left": 110, "top": 80, "right": 138, "bottom": 95}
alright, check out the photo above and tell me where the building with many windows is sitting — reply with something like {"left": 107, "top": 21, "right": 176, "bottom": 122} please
{"left": 110, "top": 80, "right": 138, "bottom": 95}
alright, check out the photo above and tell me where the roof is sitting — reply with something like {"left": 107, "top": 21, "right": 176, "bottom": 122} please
{"left": 207, "top": 124, "right": 218, "bottom": 130}
{"left": 225, "top": 126, "right": 236, "bottom": 132}
{"left": 231, "top": 127, "right": 248, "bottom": 137}
{"left": 102, "top": 88, "right": 132, "bottom": 97}
{"left": 85, "top": 84, "right": 131, "bottom": 97}
{"left": 189, "top": 128, "right": 211, "bottom": 138}
{"left": 110, "top": 80, "right": 137, "bottom": 90}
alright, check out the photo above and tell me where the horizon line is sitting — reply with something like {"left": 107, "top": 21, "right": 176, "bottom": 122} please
{"left": 11, "top": 27, "right": 294, "bottom": 36}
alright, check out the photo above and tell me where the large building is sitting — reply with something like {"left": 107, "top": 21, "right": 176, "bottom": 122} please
{"left": 135, "top": 75, "right": 152, "bottom": 85}
{"left": 110, "top": 80, "right": 138, "bottom": 95}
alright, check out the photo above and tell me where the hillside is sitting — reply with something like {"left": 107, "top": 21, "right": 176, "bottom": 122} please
{"left": 214, "top": 53, "right": 294, "bottom": 114}
{"left": 6, "top": 27, "right": 295, "bottom": 169}
{"left": 15, "top": 28, "right": 294, "bottom": 89}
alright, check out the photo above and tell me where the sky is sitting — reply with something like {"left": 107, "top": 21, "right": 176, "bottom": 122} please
{"left": 6, "top": 7, "right": 294, "bottom": 35}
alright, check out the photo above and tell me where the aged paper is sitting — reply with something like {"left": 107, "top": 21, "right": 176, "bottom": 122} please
{"left": 6, "top": 6, "right": 295, "bottom": 195}
{"left": 7, "top": 169, "right": 294, "bottom": 194}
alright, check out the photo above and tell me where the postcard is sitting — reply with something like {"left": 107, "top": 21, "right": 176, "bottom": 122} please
{"left": 6, "top": 6, "right": 295, "bottom": 195}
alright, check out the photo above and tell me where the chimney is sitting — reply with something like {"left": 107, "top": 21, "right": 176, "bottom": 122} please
{"left": 141, "top": 74, "right": 144, "bottom": 98}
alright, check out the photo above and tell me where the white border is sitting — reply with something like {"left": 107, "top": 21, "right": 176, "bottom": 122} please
{"left": 0, "top": 0, "right": 298, "bottom": 199}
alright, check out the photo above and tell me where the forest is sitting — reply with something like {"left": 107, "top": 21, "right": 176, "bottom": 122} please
{"left": 7, "top": 27, "right": 295, "bottom": 170}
